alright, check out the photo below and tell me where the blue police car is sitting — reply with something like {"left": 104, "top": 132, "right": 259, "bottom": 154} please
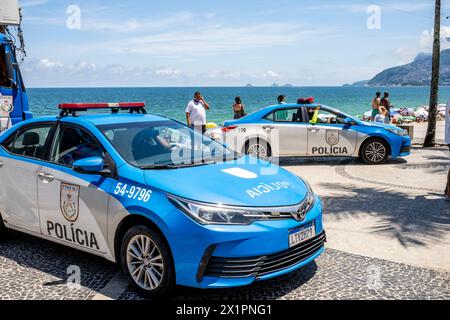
{"left": 0, "top": 103, "right": 326, "bottom": 297}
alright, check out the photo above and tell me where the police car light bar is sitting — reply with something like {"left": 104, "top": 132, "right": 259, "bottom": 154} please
{"left": 58, "top": 102, "right": 147, "bottom": 116}
{"left": 297, "top": 97, "right": 315, "bottom": 104}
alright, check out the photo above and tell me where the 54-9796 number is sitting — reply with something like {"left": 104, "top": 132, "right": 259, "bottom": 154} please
{"left": 114, "top": 182, "right": 152, "bottom": 202}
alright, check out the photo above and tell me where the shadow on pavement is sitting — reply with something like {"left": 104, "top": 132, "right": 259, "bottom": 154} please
{"left": 320, "top": 183, "right": 450, "bottom": 248}
{"left": 122, "top": 261, "right": 318, "bottom": 300}
{"left": 279, "top": 157, "right": 407, "bottom": 167}
{"left": 0, "top": 232, "right": 118, "bottom": 297}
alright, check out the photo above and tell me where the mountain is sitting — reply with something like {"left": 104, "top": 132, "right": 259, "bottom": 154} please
{"left": 348, "top": 49, "right": 450, "bottom": 86}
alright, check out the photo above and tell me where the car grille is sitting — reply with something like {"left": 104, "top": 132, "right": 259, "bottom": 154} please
{"left": 203, "top": 231, "right": 326, "bottom": 279}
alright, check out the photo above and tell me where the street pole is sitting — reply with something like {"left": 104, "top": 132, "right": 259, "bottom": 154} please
{"left": 424, "top": 0, "right": 441, "bottom": 147}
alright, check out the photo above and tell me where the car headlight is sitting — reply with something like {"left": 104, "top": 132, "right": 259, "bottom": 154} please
{"left": 168, "top": 180, "right": 316, "bottom": 225}
{"left": 168, "top": 196, "right": 268, "bottom": 225}
{"left": 303, "top": 181, "right": 316, "bottom": 213}
{"left": 386, "top": 128, "right": 408, "bottom": 136}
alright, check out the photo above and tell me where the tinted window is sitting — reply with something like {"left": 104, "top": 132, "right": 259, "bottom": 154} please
{"left": 4, "top": 125, "right": 52, "bottom": 159}
{"left": 51, "top": 126, "right": 104, "bottom": 166}
{"left": 265, "top": 108, "right": 303, "bottom": 122}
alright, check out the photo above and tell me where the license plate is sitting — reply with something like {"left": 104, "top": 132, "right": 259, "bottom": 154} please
{"left": 289, "top": 223, "right": 315, "bottom": 248}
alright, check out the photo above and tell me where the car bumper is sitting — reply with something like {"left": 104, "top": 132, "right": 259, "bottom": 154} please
{"left": 392, "top": 135, "right": 411, "bottom": 158}
{"left": 159, "top": 196, "right": 325, "bottom": 289}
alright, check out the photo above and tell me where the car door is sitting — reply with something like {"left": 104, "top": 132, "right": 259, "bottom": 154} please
{"left": 305, "top": 107, "right": 357, "bottom": 156}
{"left": 263, "top": 108, "right": 308, "bottom": 156}
{"left": 0, "top": 123, "right": 55, "bottom": 233}
{"left": 37, "top": 123, "right": 116, "bottom": 258}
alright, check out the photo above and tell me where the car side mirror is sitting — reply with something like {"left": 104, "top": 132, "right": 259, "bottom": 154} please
{"left": 342, "top": 117, "right": 355, "bottom": 125}
{"left": 73, "top": 157, "right": 106, "bottom": 174}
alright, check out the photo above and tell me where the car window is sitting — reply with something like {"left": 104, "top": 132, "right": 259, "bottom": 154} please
{"left": 50, "top": 126, "right": 105, "bottom": 166}
{"left": 306, "top": 107, "right": 346, "bottom": 125}
{"left": 98, "top": 120, "right": 237, "bottom": 167}
{"left": 264, "top": 108, "right": 302, "bottom": 122}
{"left": 3, "top": 125, "right": 52, "bottom": 160}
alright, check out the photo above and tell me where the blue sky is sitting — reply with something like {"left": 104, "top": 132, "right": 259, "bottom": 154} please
{"left": 14, "top": 0, "right": 445, "bottom": 87}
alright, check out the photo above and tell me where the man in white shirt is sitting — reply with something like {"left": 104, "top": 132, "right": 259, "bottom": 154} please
{"left": 186, "top": 91, "right": 210, "bottom": 134}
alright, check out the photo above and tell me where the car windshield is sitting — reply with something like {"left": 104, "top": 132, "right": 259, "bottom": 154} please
{"left": 97, "top": 120, "right": 237, "bottom": 168}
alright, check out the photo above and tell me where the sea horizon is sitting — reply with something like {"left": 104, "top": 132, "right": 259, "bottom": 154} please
{"left": 26, "top": 86, "right": 450, "bottom": 125}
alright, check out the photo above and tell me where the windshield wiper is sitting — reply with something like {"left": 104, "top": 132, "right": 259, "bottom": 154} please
{"left": 139, "top": 164, "right": 181, "bottom": 170}
{"left": 140, "top": 161, "right": 216, "bottom": 170}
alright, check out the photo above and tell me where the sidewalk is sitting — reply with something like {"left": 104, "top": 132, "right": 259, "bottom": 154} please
{"left": 283, "top": 146, "right": 450, "bottom": 273}
{"left": 411, "top": 120, "right": 446, "bottom": 145}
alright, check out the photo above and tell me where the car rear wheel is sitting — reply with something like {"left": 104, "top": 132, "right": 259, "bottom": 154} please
{"left": 360, "top": 138, "right": 389, "bottom": 165}
{"left": 245, "top": 139, "right": 271, "bottom": 161}
{"left": 120, "top": 225, "right": 175, "bottom": 298}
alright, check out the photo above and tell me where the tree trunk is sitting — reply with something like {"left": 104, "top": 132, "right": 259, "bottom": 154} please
{"left": 424, "top": 0, "right": 441, "bottom": 147}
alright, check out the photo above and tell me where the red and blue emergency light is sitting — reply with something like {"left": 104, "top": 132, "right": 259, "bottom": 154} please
{"left": 297, "top": 97, "right": 315, "bottom": 104}
{"left": 58, "top": 102, "right": 147, "bottom": 116}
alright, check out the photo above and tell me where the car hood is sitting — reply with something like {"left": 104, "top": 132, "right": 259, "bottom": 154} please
{"left": 143, "top": 157, "right": 308, "bottom": 207}
{"left": 361, "top": 121, "right": 405, "bottom": 134}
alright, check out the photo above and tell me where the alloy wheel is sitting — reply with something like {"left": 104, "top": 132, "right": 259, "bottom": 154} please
{"left": 365, "top": 141, "right": 387, "bottom": 163}
{"left": 126, "top": 235, "right": 164, "bottom": 290}
{"left": 247, "top": 143, "right": 268, "bottom": 160}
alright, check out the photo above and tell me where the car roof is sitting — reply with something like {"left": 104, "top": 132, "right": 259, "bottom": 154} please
{"left": 16, "top": 113, "right": 171, "bottom": 126}
{"left": 66, "top": 113, "right": 170, "bottom": 126}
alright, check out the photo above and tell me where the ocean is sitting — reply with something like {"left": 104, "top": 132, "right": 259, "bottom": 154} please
{"left": 27, "top": 86, "right": 450, "bottom": 125}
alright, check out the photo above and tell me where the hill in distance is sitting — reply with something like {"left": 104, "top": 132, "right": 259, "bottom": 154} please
{"left": 345, "top": 49, "right": 450, "bottom": 86}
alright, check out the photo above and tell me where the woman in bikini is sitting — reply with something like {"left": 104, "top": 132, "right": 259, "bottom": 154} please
{"left": 232, "top": 96, "right": 246, "bottom": 119}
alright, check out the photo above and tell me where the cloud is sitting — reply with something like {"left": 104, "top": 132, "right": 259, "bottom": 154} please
{"left": 419, "top": 27, "right": 450, "bottom": 52}
{"left": 19, "top": 0, "right": 47, "bottom": 8}
{"left": 38, "top": 58, "right": 63, "bottom": 69}
{"left": 118, "top": 22, "right": 328, "bottom": 56}
{"left": 393, "top": 47, "right": 417, "bottom": 64}
{"left": 306, "top": 2, "right": 430, "bottom": 13}
{"left": 22, "top": 58, "right": 287, "bottom": 87}
{"left": 392, "top": 26, "right": 450, "bottom": 65}
{"left": 82, "top": 11, "right": 195, "bottom": 33}
{"left": 154, "top": 68, "right": 183, "bottom": 76}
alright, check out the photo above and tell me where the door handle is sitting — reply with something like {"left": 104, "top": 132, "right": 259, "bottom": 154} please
{"left": 0, "top": 161, "right": 3, "bottom": 168}
{"left": 38, "top": 172, "right": 55, "bottom": 183}
{"left": 308, "top": 128, "right": 319, "bottom": 132}
{"left": 262, "top": 126, "right": 275, "bottom": 130}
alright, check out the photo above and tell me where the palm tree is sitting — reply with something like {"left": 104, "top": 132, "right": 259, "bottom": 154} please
{"left": 424, "top": 0, "right": 441, "bottom": 147}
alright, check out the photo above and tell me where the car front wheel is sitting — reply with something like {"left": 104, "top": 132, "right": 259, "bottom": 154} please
{"left": 360, "top": 138, "right": 389, "bottom": 165}
{"left": 120, "top": 225, "right": 175, "bottom": 298}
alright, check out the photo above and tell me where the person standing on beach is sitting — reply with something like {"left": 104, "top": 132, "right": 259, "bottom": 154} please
{"left": 232, "top": 96, "right": 246, "bottom": 119}
{"left": 277, "top": 95, "right": 287, "bottom": 104}
{"left": 186, "top": 91, "right": 210, "bottom": 134}
{"left": 371, "top": 92, "right": 381, "bottom": 121}
{"left": 380, "top": 92, "right": 391, "bottom": 122}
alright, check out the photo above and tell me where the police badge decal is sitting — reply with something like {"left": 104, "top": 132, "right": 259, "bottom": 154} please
{"left": 60, "top": 183, "right": 80, "bottom": 222}
{"left": 325, "top": 130, "right": 340, "bottom": 146}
